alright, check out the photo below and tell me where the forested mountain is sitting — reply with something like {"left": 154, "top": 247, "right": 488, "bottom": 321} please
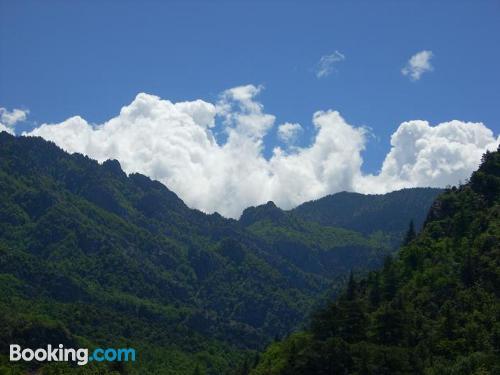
{"left": 241, "top": 189, "right": 440, "bottom": 237}
{"left": 240, "top": 188, "right": 441, "bottom": 270}
{"left": 0, "top": 132, "right": 439, "bottom": 374}
{"left": 253, "top": 148, "right": 500, "bottom": 375}
{"left": 292, "top": 189, "right": 439, "bottom": 238}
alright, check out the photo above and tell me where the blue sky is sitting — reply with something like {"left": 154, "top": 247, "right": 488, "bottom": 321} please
{"left": 2, "top": 0, "right": 499, "bottom": 171}
{"left": 1, "top": 1, "right": 499, "bottom": 217}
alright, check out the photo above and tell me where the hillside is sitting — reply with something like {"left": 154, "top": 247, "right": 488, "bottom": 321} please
{"left": 241, "top": 202, "right": 392, "bottom": 279}
{"left": 0, "top": 132, "right": 439, "bottom": 374}
{"left": 252, "top": 148, "right": 500, "bottom": 374}
{"left": 291, "top": 188, "right": 440, "bottom": 242}
{"left": 240, "top": 188, "right": 441, "bottom": 277}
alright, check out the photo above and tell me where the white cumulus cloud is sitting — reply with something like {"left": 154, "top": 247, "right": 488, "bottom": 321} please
{"left": 315, "top": 51, "right": 345, "bottom": 78}
{"left": 402, "top": 50, "right": 434, "bottom": 81}
{"left": 277, "top": 122, "right": 303, "bottom": 144}
{"left": 0, "top": 107, "right": 29, "bottom": 134}
{"left": 24, "top": 85, "right": 498, "bottom": 218}
{"left": 358, "top": 120, "right": 499, "bottom": 192}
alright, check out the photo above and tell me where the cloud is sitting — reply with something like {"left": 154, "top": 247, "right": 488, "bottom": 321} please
{"left": 402, "top": 50, "right": 434, "bottom": 81}
{"left": 315, "top": 51, "right": 345, "bottom": 78}
{"left": 24, "top": 85, "right": 498, "bottom": 218}
{"left": 0, "top": 107, "right": 29, "bottom": 134}
{"left": 0, "top": 124, "right": 13, "bottom": 135}
{"left": 277, "top": 122, "right": 302, "bottom": 144}
{"left": 217, "top": 84, "right": 275, "bottom": 139}
{"left": 358, "top": 120, "right": 499, "bottom": 192}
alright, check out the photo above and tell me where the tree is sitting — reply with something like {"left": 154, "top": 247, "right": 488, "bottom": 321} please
{"left": 382, "top": 256, "right": 398, "bottom": 300}
{"left": 403, "top": 220, "right": 416, "bottom": 245}
{"left": 369, "top": 274, "right": 381, "bottom": 307}
{"left": 346, "top": 270, "right": 357, "bottom": 301}
{"left": 192, "top": 364, "right": 203, "bottom": 375}
{"left": 461, "top": 249, "right": 475, "bottom": 287}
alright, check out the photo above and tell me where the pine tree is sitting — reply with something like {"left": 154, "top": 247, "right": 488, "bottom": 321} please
{"left": 192, "top": 364, "right": 203, "bottom": 375}
{"left": 461, "top": 249, "right": 475, "bottom": 287}
{"left": 382, "top": 256, "right": 398, "bottom": 300}
{"left": 369, "top": 273, "right": 381, "bottom": 307}
{"left": 346, "top": 270, "right": 357, "bottom": 300}
{"left": 403, "top": 220, "right": 416, "bottom": 245}
{"left": 240, "top": 358, "right": 250, "bottom": 375}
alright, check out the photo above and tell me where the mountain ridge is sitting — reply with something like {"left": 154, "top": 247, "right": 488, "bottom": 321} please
{"left": 240, "top": 188, "right": 442, "bottom": 248}
{"left": 0, "top": 132, "right": 443, "bottom": 374}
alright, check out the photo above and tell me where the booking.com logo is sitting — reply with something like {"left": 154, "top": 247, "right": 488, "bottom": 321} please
{"left": 10, "top": 344, "right": 136, "bottom": 366}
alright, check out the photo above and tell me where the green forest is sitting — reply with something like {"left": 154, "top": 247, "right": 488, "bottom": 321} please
{"left": 252, "top": 149, "right": 500, "bottom": 374}
{"left": 2, "top": 131, "right": 493, "bottom": 374}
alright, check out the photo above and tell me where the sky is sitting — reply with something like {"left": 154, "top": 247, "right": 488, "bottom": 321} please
{"left": 1, "top": 0, "right": 499, "bottom": 218}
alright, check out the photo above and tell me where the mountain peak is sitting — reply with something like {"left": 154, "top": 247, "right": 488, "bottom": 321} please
{"left": 239, "top": 200, "right": 285, "bottom": 226}
{"left": 101, "top": 159, "right": 126, "bottom": 178}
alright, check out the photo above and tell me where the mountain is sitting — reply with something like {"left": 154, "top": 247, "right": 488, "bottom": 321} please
{"left": 239, "top": 189, "right": 441, "bottom": 279}
{"left": 292, "top": 188, "right": 440, "bottom": 236}
{"left": 240, "top": 189, "right": 442, "bottom": 266}
{"left": 252, "top": 148, "right": 500, "bottom": 374}
{"left": 241, "top": 189, "right": 441, "bottom": 236}
{"left": 0, "top": 132, "right": 439, "bottom": 374}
